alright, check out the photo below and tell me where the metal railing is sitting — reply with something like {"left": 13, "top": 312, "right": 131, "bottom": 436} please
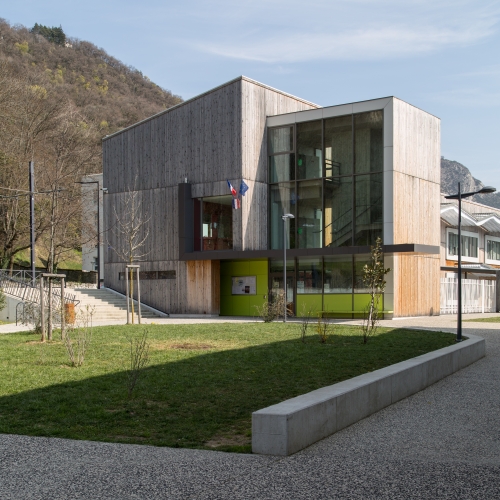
{"left": 0, "top": 269, "right": 79, "bottom": 310}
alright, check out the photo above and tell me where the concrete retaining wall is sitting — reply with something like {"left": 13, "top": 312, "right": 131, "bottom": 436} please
{"left": 0, "top": 294, "right": 23, "bottom": 322}
{"left": 252, "top": 334, "right": 485, "bottom": 456}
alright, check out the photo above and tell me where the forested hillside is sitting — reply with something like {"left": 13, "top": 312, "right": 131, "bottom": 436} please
{"left": 0, "top": 20, "right": 182, "bottom": 272}
{"left": 0, "top": 20, "right": 181, "bottom": 133}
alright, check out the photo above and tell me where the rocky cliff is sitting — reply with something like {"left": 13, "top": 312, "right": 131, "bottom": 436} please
{"left": 441, "top": 158, "right": 500, "bottom": 209}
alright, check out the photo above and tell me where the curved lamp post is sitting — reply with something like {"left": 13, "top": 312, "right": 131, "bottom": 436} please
{"left": 282, "top": 213, "right": 294, "bottom": 323}
{"left": 445, "top": 183, "right": 496, "bottom": 341}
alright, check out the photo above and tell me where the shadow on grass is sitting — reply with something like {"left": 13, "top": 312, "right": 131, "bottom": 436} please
{"left": 0, "top": 327, "right": 454, "bottom": 452}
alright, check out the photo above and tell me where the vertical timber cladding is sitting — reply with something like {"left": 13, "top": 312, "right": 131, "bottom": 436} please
{"left": 103, "top": 77, "right": 318, "bottom": 315}
{"left": 391, "top": 98, "right": 441, "bottom": 316}
{"left": 393, "top": 254, "right": 441, "bottom": 317}
{"left": 186, "top": 260, "right": 220, "bottom": 315}
{"left": 103, "top": 79, "right": 243, "bottom": 313}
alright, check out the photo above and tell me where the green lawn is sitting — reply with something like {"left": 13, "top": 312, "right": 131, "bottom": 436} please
{"left": 0, "top": 323, "right": 455, "bottom": 452}
{"left": 465, "top": 316, "right": 500, "bottom": 323}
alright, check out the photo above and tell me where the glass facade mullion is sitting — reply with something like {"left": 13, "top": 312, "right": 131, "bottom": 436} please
{"left": 268, "top": 111, "right": 384, "bottom": 316}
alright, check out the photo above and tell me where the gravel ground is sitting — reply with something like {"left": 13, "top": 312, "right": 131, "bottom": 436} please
{"left": 0, "top": 315, "right": 499, "bottom": 499}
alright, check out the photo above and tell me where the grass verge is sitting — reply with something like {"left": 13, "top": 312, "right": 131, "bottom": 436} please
{"left": 0, "top": 323, "right": 455, "bottom": 453}
{"left": 465, "top": 316, "right": 500, "bottom": 323}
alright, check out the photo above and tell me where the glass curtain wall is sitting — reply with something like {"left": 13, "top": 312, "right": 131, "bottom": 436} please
{"left": 270, "top": 255, "right": 376, "bottom": 294}
{"left": 269, "top": 110, "right": 383, "bottom": 250}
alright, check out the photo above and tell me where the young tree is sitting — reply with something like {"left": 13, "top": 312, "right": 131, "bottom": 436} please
{"left": 361, "top": 237, "right": 391, "bottom": 344}
{"left": 109, "top": 186, "right": 150, "bottom": 323}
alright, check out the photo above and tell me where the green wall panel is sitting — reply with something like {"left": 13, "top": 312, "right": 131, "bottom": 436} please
{"left": 296, "top": 295, "right": 322, "bottom": 316}
{"left": 323, "top": 294, "right": 353, "bottom": 312}
{"left": 220, "top": 259, "right": 268, "bottom": 317}
{"left": 353, "top": 294, "right": 383, "bottom": 311}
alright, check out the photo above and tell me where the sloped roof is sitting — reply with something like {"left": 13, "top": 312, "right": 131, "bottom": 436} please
{"left": 441, "top": 204, "right": 500, "bottom": 233}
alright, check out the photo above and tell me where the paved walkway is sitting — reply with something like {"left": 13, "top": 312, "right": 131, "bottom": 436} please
{"left": 0, "top": 315, "right": 499, "bottom": 499}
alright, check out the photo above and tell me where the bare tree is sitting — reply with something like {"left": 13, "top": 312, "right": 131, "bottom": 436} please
{"left": 36, "top": 105, "right": 101, "bottom": 272}
{"left": 109, "top": 186, "right": 150, "bottom": 323}
{"left": 0, "top": 65, "right": 62, "bottom": 269}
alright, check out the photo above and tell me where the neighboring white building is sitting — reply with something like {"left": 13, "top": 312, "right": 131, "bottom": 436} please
{"left": 440, "top": 194, "right": 500, "bottom": 277}
{"left": 81, "top": 173, "right": 104, "bottom": 286}
{"left": 440, "top": 194, "right": 500, "bottom": 314}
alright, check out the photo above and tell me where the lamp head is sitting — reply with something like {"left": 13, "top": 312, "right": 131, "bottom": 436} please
{"left": 282, "top": 213, "right": 295, "bottom": 220}
{"left": 479, "top": 186, "right": 496, "bottom": 194}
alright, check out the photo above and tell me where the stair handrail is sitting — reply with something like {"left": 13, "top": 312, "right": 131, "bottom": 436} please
{"left": 0, "top": 269, "right": 80, "bottom": 308}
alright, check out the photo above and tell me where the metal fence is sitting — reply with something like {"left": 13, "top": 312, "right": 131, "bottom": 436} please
{"left": 0, "top": 269, "right": 78, "bottom": 307}
{"left": 440, "top": 278, "right": 496, "bottom": 314}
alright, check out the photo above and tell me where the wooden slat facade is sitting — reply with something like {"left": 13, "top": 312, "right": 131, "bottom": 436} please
{"left": 390, "top": 98, "right": 441, "bottom": 316}
{"left": 102, "top": 77, "right": 317, "bottom": 314}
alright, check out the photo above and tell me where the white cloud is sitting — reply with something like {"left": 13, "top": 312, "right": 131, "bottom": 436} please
{"left": 429, "top": 87, "right": 500, "bottom": 107}
{"left": 181, "top": 0, "right": 500, "bottom": 63}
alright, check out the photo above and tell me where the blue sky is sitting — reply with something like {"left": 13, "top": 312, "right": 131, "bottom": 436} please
{"left": 3, "top": 0, "right": 500, "bottom": 186}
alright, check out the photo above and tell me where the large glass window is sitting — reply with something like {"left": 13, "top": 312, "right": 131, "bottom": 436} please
{"left": 297, "top": 121, "right": 322, "bottom": 179}
{"left": 486, "top": 237, "right": 500, "bottom": 262}
{"left": 354, "top": 111, "right": 383, "bottom": 174}
{"left": 297, "top": 257, "right": 323, "bottom": 294}
{"left": 447, "top": 230, "right": 478, "bottom": 259}
{"left": 324, "top": 256, "right": 352, "bottom": 293}
{"left": 324, "top": 177, "right": 352, "bottom": 247}
{"left": 269, "top": 126, "right": 293, "bottom": 155}
{"left": 270, "top": 183, "right": 296, "bottom": 249}
{"left": 202, "top": 195, "right": 233, "bottom": 250}
{"left": 354, "top": 173, "right": 383, "bottom": 246}
{"left": 297, "top": 179, "right": 322, "bottom": 249}
{"left": 269, "top": 111, "right": 384, "bottom": 251}
{"left": 324, "top": 115, "right": 352, "bottom": 177}
{"left": 354, "top": 255, "right": 371, "bottom": 293}
{"left": 270, "top": 153, "right": 295, "bottom": 183}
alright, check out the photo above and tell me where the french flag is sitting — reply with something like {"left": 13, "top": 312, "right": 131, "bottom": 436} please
{"left": 227, "top": 180, "right": 237, "bottom": 197}
{"left": 232, "top": 198, "right": 241, "bottom": 209}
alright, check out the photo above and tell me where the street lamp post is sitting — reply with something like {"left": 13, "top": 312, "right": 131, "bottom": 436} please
{"left": 445, "top": 183, "right": 496, "bottom": 341}
{"left": 282, "top": 213, "right": 294, "bottom": 323}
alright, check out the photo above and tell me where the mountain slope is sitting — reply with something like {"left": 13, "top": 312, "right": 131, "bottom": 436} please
{"left": 441, "top": 158, "right": 500, "bottom": 210}
{"left": 0, "top": 19, "right": 182, "bottom": 134}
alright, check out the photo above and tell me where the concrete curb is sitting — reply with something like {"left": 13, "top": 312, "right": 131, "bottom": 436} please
{"left": 252, "top": 334, "right": 485, "bottom": 456}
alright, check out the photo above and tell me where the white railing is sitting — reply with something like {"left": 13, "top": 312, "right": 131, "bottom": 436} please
{"left": 440, "top": 278, "right": 496, "bottom": 314}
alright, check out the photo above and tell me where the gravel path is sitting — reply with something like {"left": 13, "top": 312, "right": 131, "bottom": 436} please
{"left": 1, "top": 316, "right": 499, "bottom": 499}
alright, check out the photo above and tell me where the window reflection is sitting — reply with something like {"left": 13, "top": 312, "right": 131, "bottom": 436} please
{"left": 270, "top": 183, "right": 296, "bottom": 249}
{"left": 297, "top": 179, "right": 322, "bottom": 249}
{"left": 324, "top": 115, "right": 352, "bottom": 177}
{"left": 354, "top": 173, "right": 383, "bottom": 246}
{"left": 202, "top": 195, "right": 233, "bottom": 250}
{"left": 269, "top": 126, "right": 293, "bottom": 155}
{"left": 297, "top": 257, "right": 322, "bottom": 294}
{"left": 354, "top": 255, "right": 371, "bottom": 293}
{"left": 269, "top": 110, "right": 384, "bottom": 251}
{"left": 324, "top": 177, "right": 352, "bottom": 247}
{"left": 297, "top": 121, "right": 322, "bottom": 179}
{"left": 354, "top": 111, "right": 383, "bottom": 174}
{"left": 324, "top": 256, "right": 352, "bottom": 293}
{"left": 270, "top": 153, "right": 295, "bottom": 183}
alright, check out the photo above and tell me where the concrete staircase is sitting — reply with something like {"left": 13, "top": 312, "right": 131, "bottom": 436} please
{"left": 71, "top": 288, "right": 164, "bottom": 322}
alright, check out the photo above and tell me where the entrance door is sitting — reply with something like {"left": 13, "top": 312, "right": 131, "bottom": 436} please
{"left": 269, "top": 273, "right": 295, "bottom": 316}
